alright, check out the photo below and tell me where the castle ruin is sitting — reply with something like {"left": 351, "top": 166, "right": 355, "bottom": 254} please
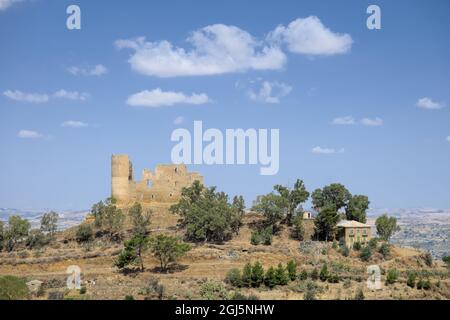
{"left": 111, "top": 154, "right": 203, "bottom": 207}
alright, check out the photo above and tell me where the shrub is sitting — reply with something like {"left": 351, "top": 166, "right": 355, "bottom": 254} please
{"left": 47, "top": 291, "right": 64, "bottom": 300}
{"left": 368, "top": 238, "right": 379, "bottom": 249}
{"left": 319, "top": 264, "right": 329, "bottom": 282}
{"left": 26, "top": 229, "right": 49, "bottom": 250}
{"left": 250, "top": 231, "right": 262, "bottom": 245}
{"left": 79, "top": 286, "right": 87, "bottom": 295}
{"left": 354, "top": 287, "right": 365, "bottom": 300}
{"left": 304, "top": 281, "right": 316, "bottom": 300}
{"left": 353, "top": 242, "right": 361, "bottom": 251}
{"left": 332, "top": 240, "right": 338, "bottom": 249}
{"left": 359, "top": 246, "right": 372, "bottom": 262}
{"left": 231, "top": 292, "right": 259, "bottom": 300}
{"left": 143, "top": 278, "right": 165, "bottom": 299}
{"left": 417, "top": 279, "right": 431, "bottom": 290}
{"left": 251, "top": 262, "right": 265, "bottom": 287}
{"left": 442, "top": 255, "right": 450, "bottom": 269}
{"left": 124, "top": 295, "right": 134, "bottom": 300}
{"left": 225, "top": 268, "right": 242, "bottom": 287}
{"left": 0, "top": 276, "right": 30, "bottom": 300}
{"left": 327, "top": 274, "right": 340, "bottom": 283}
{"left": 407, "top": 272, "right": 416, "bottom": 288}
{"left": 310, "top": 268, "right": 319, "bottom": 281}
{"left": 299, "top": 269, "right": 308, "bottom": 280}
{"left": 341, "top": 245, "right": 350, "bottom": 257}
{"left": 76, "top": 224, "right": 94, "bottom": 243}
{"left": 378, "top": 243, "right": 391, "bottom": 259}
{"left": 199, "top": 281, "right": 229, "bottom": 300}
{"left": 275, "top": 263, "right": 289, "bottom": 285}
{"left": 423, "top": 252, "right": 433, "bottom": 267}
{"left": 264, "top": 267, "right": 277, "bottom": 289}
{"left": 286, "top": 260, "right": 297, "bottom": 281}
{"left": 385, "top": 268, "right": 399, "bottom": 285}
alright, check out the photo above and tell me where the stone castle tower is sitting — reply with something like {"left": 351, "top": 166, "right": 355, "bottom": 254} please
{"left": 111, "top": 154, "right": 203, "bottom": 207}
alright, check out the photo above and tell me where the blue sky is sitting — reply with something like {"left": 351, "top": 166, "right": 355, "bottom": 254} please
{"left": 0, "top": 0, "right": 449, "bottom": 211}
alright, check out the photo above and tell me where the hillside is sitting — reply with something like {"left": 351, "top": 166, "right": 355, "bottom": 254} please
{"left": 0, "top": 206, "right": 448, "bottom": 300}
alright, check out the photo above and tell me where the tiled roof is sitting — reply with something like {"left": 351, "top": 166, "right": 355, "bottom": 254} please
{"left": 336, "top": 220, "right": 371, "bottom": 228}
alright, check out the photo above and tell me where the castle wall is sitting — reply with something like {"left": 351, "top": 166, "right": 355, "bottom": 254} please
{"left": 111, "top": 155, "right": 203, "bottom": 207}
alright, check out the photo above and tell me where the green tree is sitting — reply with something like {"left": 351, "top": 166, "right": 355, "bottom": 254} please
{"left": 251, "top": 193, "right": 285, "bottom": 232}
{"left": 375, "top": 214, "right": 400, "bottom": 241}
{"left": 0, "top": 221, "right": 5, "bottom": 251}
{"left": 4, "top": 215, "right": 30, "bottom": 251}
{"left": 319, "top": 264, "right": 329, "bottom": 282}
{"left": 241, "top": 263, "right": 253, "bottom": 287}
{"left": 129, "top": 202, "right": 151, "bottom": 237}
{"left": 292, "top": 215, "right": 305, "bottom": 240}
{"left": 314, "top": 205, "right": 339, "bottom": 241}
{"left": 148, "top": 234, "right": 191, "bottom": 272}
{"left": 442, "top": 255, "right": 450, "bottom": 269}
{"left": 275, "top": 263, "right": 289, "bottom": 285}
{"left": 75, "top": 224, "right": 94, "bottom": 243}
{"left": 114, "top": 234, "right": 149, "bottom": 271}
{"left": 26, "top": 229, "right": 48, "bottom": 249}
{"left": 286, "top": 260, "right": 297, "bottom": 281}
{"left": 264, "top": 266, "right": 277, "bottom": 289}
{"left": 0, "top": 276, "right": 30, "bottom": 300}
{"left": 170, "top": 181, "right": 243, "bottom": 242}
{"left": 92, "top": 198, "right": 124, "bottom": 240}
{"left": 345, "top": 195, "right": 369, "bottom": 223}
{"left": 251, "top": 262, "right": 265, "bottom": 287}
{"left": 231, "top": 195, "right": 245, "bottom": 234}
{"left": 40, "top": 211, "right": 58, "bottom": 237}
{"left": 274, "top": 179, "right": 309, "bottom": 225}
{"left": 378, "top": 243, "right": 391, "bottom": 259}
{"left": 311, "top": 183, "right": 351, "bottom": 211}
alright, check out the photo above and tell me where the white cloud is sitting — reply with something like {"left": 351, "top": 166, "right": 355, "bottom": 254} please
{"left": 61, "top": 121, "right": 88, "bottom": 128}
{"left": 269, "top": 16, "right": 353, "bottom": 55}
{"left": 53, "top": 90, "right": 89, "bottom": 101}
{"left": 416, "top": 97, "right": 444, "bottom": 110}
{"left": 0, "top": 0, "right": 22, "bottom": 11}
{"left": 173, "top": 116, "right": 184, "bottom": 125}
{"left": 3, "top": 90, "right": 49, "bottom": 103}
{"left": 67, "top": 64, "right": 108, "bottom": 76}
{"left": 248, "top": 81, "right": 292, "bottom": 104}
{"left": 312, "top": 146, "right": 344, "bottom": 154}
{"left": 17, "top": 130, "right": 43, "bottom": 139}
{"left": 115, "top": 24, "right": 287, "bottom": 78}
{"left": 360, "top": 117, "right": 383, "bottom": 126}
{"left": 332, "top": 116, "right": 355, "bottom": 125}
{"left": 447, "top": 136, "right": 450, "bottom": 142}
{"left": 126, "top": 88, "right": 209, "bottom": 107}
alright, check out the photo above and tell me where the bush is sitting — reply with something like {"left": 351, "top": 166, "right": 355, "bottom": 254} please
{"left": 299, "top": 269, "right": 308, "bottom": 280}
{"left": 378, "top": 243, "right": 391, "bottom": 259}
{"left": 332, "top": 240, "right": 338, "bottom": 249}
{"left": 423, "top": 252, "right": 433, "bottom": 267}
{"left": 26, "top": 229, "right": 49, "bottom": 249}
{"left": 407, "top": 272, "right": 416, "bottom": 288}
{"left": 230, "top": 292, "right": 259, "bottom": 300}
{"left": 327, "top": 274, "right": 340, "bottom": 283}
{"left": 47, "top": 291, "right": 64, "bottom": 300}
{"left": 354, "top": 287, "right": 365, "bottom": 300}
{"left": 359, "top": 246, "right": 372, "bottom": 262}
{"left": 0, "top": 276, "right": 30, "bottom": 300}
{"left": 304, "top": 281, "right": 316, "bottom": 300}
{"left": 319, "top": 264, "right": 329, "bottom": 282}
{"left": 353, "top": 242, "right": 361, "bottom": 251}
{"left": 310, "top": 268, "right": 319, "bottom": 281}
{"left": 225, "top": 268, "right": 242, "bottom": 288}
{"left": 368, "top": 238, "right": 379, "bottom": 249}
{"left": 79, "top": 286, "right": 87, "bottom": 295}
{"left": 251, "top": 262, "right": 265, "bottom": 287}
{"left": 417, "top": 279, "right": 431, "bottom": 290}
{"left": 287, "top": 260, "right": 297, "bottom": 281}
{"left": 143, "top": 278, "right": 165, "bottom": 299}
{"left": 251, "top": 226, "right": 273, "bottom": 246}
{"left": 341, "top": 245, "right": 350, "bottom": 257}
{"left": 199, "top": 281, "right": 229, "bottom": 300}
{"left": 443, "top": 255, "right": 450, "bottom": 269}
{"left": 385, "top": 268, "right": 399, "bottom": 285}
{"left": 124, "top": 295, "right": 134, "bottom": 300}
{"left": 76, "top": 224, "right": 94, "bottom": 243}
{"left": 275, "top": 263, "right": 289, "bottom": 285}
